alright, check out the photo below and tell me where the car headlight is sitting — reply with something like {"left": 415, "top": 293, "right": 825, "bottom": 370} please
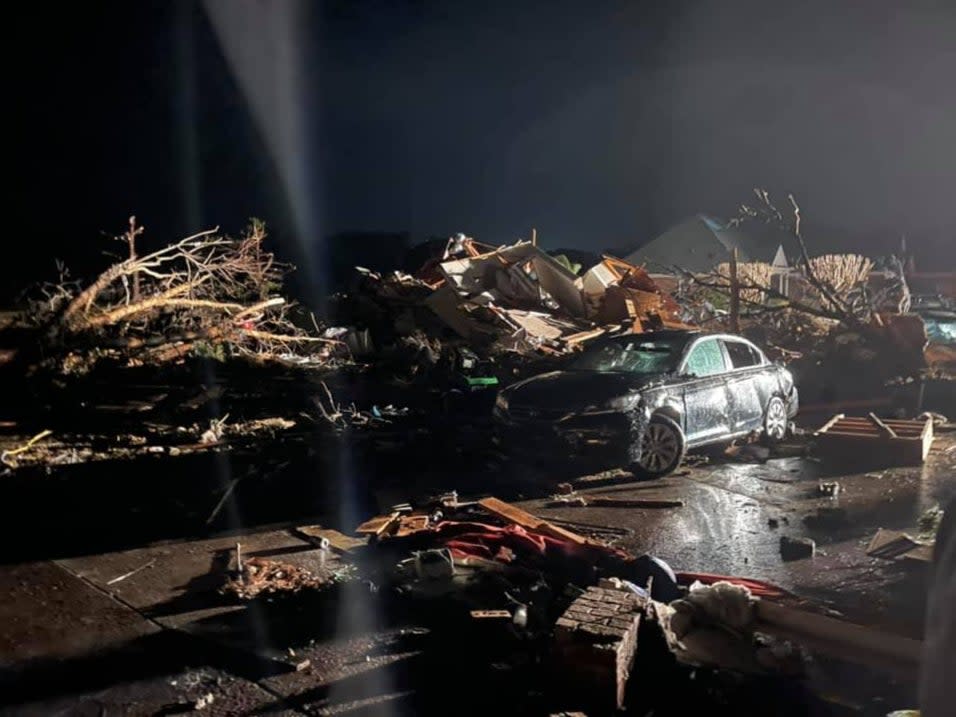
{"left": 605, "top": 394, "right": 641, "bottom": 411}
{"left": 582, "top": 394, "right": 640, "bottom": 414}
{"left": 495, "top": 393, "right": 509, "bottom": 412}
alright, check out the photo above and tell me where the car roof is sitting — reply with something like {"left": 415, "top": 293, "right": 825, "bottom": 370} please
{"left": 618, "top": 329, "right": 701, "bottom": 340}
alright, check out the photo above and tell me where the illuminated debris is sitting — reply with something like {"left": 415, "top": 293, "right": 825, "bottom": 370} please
{"left": 220, "top": 557, "right": 347, "bottom": 600}
{"left": 352, "top": 235, "right": 690, "bottom": 361}
{"left": 813, "top": 413, "right": 935, "bottom": 465}
{"left": 866, "top": 528, "right": 933, "bottom": 563}
{"left": 817, "top": 481, "right": 841, "bottom": 498}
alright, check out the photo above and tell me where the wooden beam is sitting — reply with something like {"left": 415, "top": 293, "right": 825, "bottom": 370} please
{"left": 754, "top": 600, "right": 921, "bottom": 679}
{"left": 478, "top": 496, "right": 591, "bottom": 545}
{"left": 867, "top": 413, "right": 898, "bottom": 438}
{"left": 815, "top": 413, "right": 845, "bottom": 434}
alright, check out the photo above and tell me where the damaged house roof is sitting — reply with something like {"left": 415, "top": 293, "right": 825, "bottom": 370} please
{"left": 624, "top": 214, "right": 790, "bottom": 273}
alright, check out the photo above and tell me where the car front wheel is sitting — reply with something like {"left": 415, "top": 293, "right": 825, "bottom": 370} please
{"left": 763, "top": 396, "right": 789, "bottom": 443}
{"left": 631, "top": 415, "right": 686, "bottom": 478}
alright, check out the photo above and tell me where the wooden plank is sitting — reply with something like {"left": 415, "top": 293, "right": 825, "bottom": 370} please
{"left": 867, "top": 413, "right": 898, "bottom": 438}
{"left": 921, "top": 419, "right": 935, "bottom": 460}
{"left": 470, "top": 609, "right": 512, "bottom": 619}
{"left": 835, "top": 419, "right": 924, "bottom": 430}
{"left": 294, "top": 525, "right": 368, "bottom": 552}
{"left": 815, "top": 413, "right": 845, "bottom": 434}
{"left": 866, "top": 528, "right": 934, "bottom": 562}
{"left": 754, "top": 600, "right": 922, "bottom": 679}
{"left": 829, "top": 425, "right": 882, "bottom": 435}
{"left": 819, "top": 431, "right": 889, "bottom": 440}
{"left": 830, "top": 425, "right": 923, "bottom": 436}
{"left": 478, "top": 496, "right": 590, "bottom": 546}
{"left": 836, "top": 416, "right": 925, "bottom": 423}
{"left": 354, "top": 511, "right": 401, "bottom": 537}
{"left": 821, "top": 429, "right": 921, "bottom": 441}
{"left": 564, "top": 327, "right": 607, "bottom": 345}
{"left": 394, "top": 514, "right": 431, "bottom": 538}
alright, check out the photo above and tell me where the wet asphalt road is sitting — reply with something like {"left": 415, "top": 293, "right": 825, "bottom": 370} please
{"left": 1, "top": 423, "right": 953, "bottom": 715}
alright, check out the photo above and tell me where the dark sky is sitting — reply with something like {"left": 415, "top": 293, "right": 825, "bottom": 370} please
{"left": 10, "top": 0, "right": 956, "bottom": 300}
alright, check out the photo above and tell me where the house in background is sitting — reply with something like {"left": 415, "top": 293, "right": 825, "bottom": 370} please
{"left": 622, "top": 214, "right": 793, "bottom": 295}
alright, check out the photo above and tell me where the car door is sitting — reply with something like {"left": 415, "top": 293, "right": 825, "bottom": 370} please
{"left": 720, "top": 338, "right": 767, "bottom": 433}
{"left": 680, "top": 337, "right": 732, "bottom": 444}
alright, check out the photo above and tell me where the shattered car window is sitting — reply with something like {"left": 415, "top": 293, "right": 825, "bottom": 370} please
{"left": 569, "top": 336, "right": 684, "bottom": 374}
{"left": 684, "top": 339, "right": 727, "bottom": 377}
{"left": 924, "top": 316, "right": 956, "bottom": 344}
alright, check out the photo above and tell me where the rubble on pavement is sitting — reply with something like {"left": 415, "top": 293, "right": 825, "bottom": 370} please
{"left": 336, "top": 493, "right": 924, "bottom": 711}
{"left": 220, "top": 555, "right": 354, "bottom": 601}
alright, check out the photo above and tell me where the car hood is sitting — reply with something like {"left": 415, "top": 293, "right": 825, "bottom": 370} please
{"left": 504, "top": 370, "right": 667, "bottom": 412}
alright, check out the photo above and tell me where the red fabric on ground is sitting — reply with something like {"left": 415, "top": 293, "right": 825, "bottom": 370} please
{"left": 433, "top": 521, "right": 565, "bottom": 562}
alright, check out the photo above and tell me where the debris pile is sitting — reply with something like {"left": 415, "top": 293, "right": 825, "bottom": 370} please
{"left": 221, "top": 556, "right": 339, "bottom": 600}
{"left": 337, "top": 495, "right": 921, "bottom": 711}
{"left": 342, "top": 235, "right": 690, "bottom": 364}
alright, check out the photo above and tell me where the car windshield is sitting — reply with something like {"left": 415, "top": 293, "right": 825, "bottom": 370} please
{"left": 924, "top": 315, "right": 956, "bottom": 344}
{"left": 568, "top": 336, "right": 686, "bottom": 374}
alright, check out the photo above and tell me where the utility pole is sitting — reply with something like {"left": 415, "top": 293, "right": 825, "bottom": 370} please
{"left": 729, "top": 247, "right": 740, "bottom": 333}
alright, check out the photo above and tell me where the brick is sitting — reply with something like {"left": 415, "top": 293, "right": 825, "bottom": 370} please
{"left": 609, "top": 615, "right": 637, "bottom": 631}
{"left": 552, "top": 586, "right": 644, "bottom": 711}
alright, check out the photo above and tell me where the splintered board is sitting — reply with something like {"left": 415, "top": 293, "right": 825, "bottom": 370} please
{"left": 814, "top": 413, "right": 934, "bottom": 465}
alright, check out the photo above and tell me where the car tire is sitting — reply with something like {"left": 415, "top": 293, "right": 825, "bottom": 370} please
{"left": 763, "top": 395, "right": 789, "bottom": 444}
{"left": 630, "top": 414, "right": 687, "bottom": 479}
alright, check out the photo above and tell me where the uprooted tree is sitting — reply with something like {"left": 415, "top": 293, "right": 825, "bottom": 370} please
{"left": 29, "top": 218, "right": 341, "bottom": 372}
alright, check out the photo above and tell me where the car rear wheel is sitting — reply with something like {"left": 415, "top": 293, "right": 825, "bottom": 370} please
{"left": 763, "top": 396, "right": 789, "bottom": 443}
{"left": 631, "top": 415, "right": 686, "bottom": 478}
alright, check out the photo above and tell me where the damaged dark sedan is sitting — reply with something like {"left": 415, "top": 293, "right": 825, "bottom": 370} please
{"left": 493, "top": 330, "right": 798, "bottom": 477}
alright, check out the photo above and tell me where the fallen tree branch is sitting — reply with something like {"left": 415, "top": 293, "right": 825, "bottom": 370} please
{"left": 1, "top": 429, "right": 53, "bottom": 466}
{"left": 674, "top": 267, "right": 849, "bottom": 323}
{"left": 787, "top": 194, "right": 855, "bottom": 321}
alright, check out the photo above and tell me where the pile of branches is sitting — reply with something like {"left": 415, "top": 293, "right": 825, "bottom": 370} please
{"left": 679, "top": 189, "right": 908, "bottom": 329}
{"left": 32, "top": 218, "right": 342, "bottom": 372}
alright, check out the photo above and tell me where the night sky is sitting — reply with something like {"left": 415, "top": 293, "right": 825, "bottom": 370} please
{"left": 10, "top": 0, "right": 956, "bottom": 303}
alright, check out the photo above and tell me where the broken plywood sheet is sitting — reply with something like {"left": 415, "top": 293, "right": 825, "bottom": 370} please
{"left": 355, "top": 511, "right": 402, "bottom": 537}
{"left": 866, "top": 528, "right": 934, "bottom": 563}
{"left": 424, "top": 285, "right": 487, "bottom": 339}
{"left": 439, "top": 241, "right": 586, "bottom": 317}
{"left": 531, "top": 253, "right": 586, "bottom": 317}
{"left": 579, "top": 260, "right": 618, "bottom": 297}
{"left": 581, "top": 256, "right": 685, "bottom": 325}
{"left": 502, "top": 310, "right": 576, "bottom": 341}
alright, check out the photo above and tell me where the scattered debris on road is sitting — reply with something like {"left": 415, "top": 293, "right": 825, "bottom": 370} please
{"left": 814, "top": 413, "right": 935, "bottom": 465}
{"left": 780, "top": 536, "right": 816, "bottom": 561}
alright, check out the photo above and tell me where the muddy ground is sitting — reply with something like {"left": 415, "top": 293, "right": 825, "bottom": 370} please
{"left": 0, "top": 360, "right": 953, "bottom": 716}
